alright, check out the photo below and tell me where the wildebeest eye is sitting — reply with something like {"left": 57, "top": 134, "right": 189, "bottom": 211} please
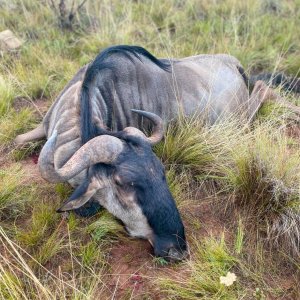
{"left": 114, "top": 174, "right": 136, "bottom": 189}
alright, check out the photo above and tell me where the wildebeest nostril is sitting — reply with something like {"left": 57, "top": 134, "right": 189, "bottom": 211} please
{"left": 168, "top": 248, "right": 189, "bottom": 261}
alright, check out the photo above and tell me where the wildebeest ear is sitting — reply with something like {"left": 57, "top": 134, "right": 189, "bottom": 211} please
{"left": 57, "top": 177, "right": 101, "bottom": 212}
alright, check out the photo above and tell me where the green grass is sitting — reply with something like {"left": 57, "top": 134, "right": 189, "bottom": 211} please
{"left": 34, "top": 229, "right": 65, "bottom": 265}
{"left": 0, "top": 75, "right": 16, "bottom": 117}
{"left": 0, "top": 0, "right": 299, "bottom": 298}
{"left": 16, "top": 196, "right": 60, "bottom": 248}
{"left": 87, "top": 211, "right": 125, "bottom": 242}
{"left": 155, "top": 117, "right": 239, "bottom": 177}
{"left": 159, "top": 235, "right": 240, "bottom": 299}
{"left": 11, "top": 140, "right": 43, "bottom": 161}
{"left": 0, "top": 109, "right": 36, "bottom": 145}
{"left": 0, "top": 165, "right": 33, "bottom": 219}
{"left": 234, "top": 218, "right": 244, "bottom": 255}
{"left": 214, "top": 123, "right": 300, "bottom": 256}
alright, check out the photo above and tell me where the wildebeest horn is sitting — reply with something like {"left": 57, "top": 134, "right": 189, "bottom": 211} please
{"left": 38, "top": 130, "right": 64, "bottom": 183}
{"left": 39, "top": 130, "right": 124, "bottom": 182}
{"left": 130, "top": 109, "right": 164, "bottom": 145}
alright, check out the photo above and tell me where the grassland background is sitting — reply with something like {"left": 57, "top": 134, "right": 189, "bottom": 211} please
{"left": 0, "top": 0, "right": 300, "bottom": 299}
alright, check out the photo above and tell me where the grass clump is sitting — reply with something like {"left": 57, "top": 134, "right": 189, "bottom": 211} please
{"left": 159, "top": 236, "right": 240, "bottom": 299}
{"left": 78, "top": 241, "right": 106, "bottom": 268}
{"left": 16, "top": 196, "right": 60, "bottom": 248}
{"left": 0, "top": 75, "right": 16, "bottom": 117}
{"left": 88, "top": 211, "right": 125, "bottom": 242}
{"left": 0, "top": 165, "right": 32, "bottom": 219}
{"left": 234, "top": 218, "right": 244, "bottom": 255}
{"left": 215, "top": 123, "right": 300, "bottom": 257}
{"left": 155, "top": 117, "right": 240, "bottom": 177}
{"left": 11, "top": 140, "right": 43, "bottom": 161}
{"left": 55, "top": 182, "right": 73, "bottom": 200}
{"left": 0, "top": 109, "right": 36, "bottom": 145}
{"left": 34, "top": 229, "right": 65, "bottom": 265}
{"left": 165, "top": 166, "right": 191, "bottom": 205}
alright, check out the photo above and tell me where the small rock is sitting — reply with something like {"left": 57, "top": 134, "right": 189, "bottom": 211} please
{"left": 0, "top": 29, "right": 23, "bottom": 51}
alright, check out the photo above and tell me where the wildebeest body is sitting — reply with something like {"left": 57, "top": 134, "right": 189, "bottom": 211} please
{"left": 43, "top": 46, "right": 248, "bottom": 183}
{"left": 81, "top": 51, "right": 248, "bottom": 134}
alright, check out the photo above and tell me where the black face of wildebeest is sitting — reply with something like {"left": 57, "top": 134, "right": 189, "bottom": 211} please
{"left": 110, "top": 135, "right": 187, "bottom": 259}
{"left": 48, "top": 111, "right": 187, "bottom": 261}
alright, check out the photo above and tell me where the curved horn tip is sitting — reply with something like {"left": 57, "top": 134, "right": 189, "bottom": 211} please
{"left": 38, "top": 129, "right": 63, "bottom": 183}
{"left": 130, "top": 109, "right": 163, "bottom": 122}
{"left": 130, "top": 109, "right": 164, "bottom": 145}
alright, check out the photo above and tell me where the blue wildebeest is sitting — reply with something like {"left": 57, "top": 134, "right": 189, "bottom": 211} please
{"left": 15, "top": 45, "right": 299, "bottom": 260}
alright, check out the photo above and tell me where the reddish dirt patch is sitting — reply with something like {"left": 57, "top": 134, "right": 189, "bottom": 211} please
{"left": 19, "top": 155, "right": 45, "bottom": 185}
{"left": 286, "top": 123, "right": 300, "bottom": 139}
{"left": 13, "top": 97, "right": 49, "bottom": 117}
{"left": 184, "top": 199, "right": 227, "bottom": 237}
{"left": 107, "top": 239, "right": 162, "bottom": 299}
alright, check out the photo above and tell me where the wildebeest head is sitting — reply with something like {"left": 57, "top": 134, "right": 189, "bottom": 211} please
{"left": 39, "top": 110, "right": 187, "bottom": 261}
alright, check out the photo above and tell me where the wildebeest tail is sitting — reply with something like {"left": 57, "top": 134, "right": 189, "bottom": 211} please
{"left": 249, "top": 72, "right": 300, "bottom": 93}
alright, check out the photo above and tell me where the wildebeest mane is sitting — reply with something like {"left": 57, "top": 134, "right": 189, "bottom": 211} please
{"left": 80, "top": 45, "right": 171, "bottom": 145}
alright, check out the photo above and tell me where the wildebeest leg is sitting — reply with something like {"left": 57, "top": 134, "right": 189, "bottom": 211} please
{"left": 14, "top": 123, "right": 45, "bottom": 145}
{"left": 248, "top": 80, "right": 300, "bottom": 122}
{"left": 261, "top": 86, "right": 300, "bottom": 115}
{"left": 248, "top": 80, "right": 272, "bottom": 122}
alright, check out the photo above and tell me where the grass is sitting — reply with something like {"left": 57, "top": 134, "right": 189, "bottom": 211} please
{"left": 87, "top": 211, "right": 125, "bottom": 242}
{"left": 16, "top": 195, "right": 60, "bottom": 248}
{"left": 159, "top": 235, "right": 240, "bottom": 299}
{"left": 234, "top": 218, "right": 244, "bottom": 255}
{"left": 0, "top": 165, "right": 33, "bottom": 219}
{"left": 11, "top": 140, "right": 43, "bottom": 161}
{"left": 0, "top": 75, "right": 16, "bottom": 117}
{"left": 0, "top": 0, "right": 299, "bottom": 298}
{"left": 0, "top": 109, "right": 36, "bottom": 145}
{"left": 214, "top": 123, "right": 300, "bottom": 256}
{"left": 0, "top": 227, "right": 109, "bottom": 299}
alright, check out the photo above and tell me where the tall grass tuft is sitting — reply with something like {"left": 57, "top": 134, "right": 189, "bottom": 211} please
{"left": 16, "top": 195, "right": 60, "bottom": 247}
{"left": 0, "top": 109, "right": 35, "bottom": 145}
{"left": 214, "top": 122, "right": 300, "bottom": 257}
{"left": 155, "top": 116, "right": 243, "bottom": 177}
